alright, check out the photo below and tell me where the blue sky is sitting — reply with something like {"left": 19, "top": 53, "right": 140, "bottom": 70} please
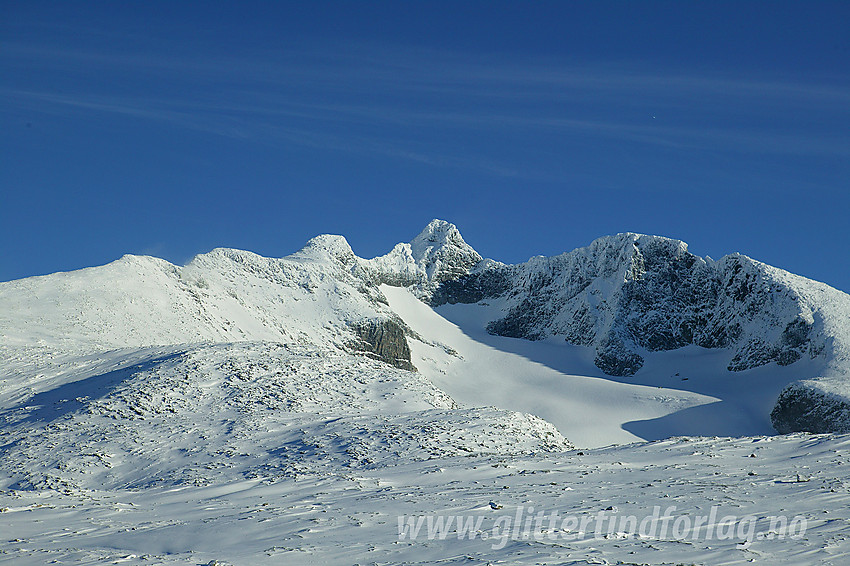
{"left": 2, "top": 1, "right": 849, "bottom": 292}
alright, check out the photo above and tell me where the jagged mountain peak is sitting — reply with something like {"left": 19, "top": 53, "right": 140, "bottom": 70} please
{"left": 408, "top": 219, "right": 483, "bottom": 284}
{"left": 363, "top": 219, "right": 484, "bottom": 292}
{"left": 431, "top": 230, "right": 850, "bottom": 382}
{"left": 410, "top": 219, "right": 471, "bottom": 258}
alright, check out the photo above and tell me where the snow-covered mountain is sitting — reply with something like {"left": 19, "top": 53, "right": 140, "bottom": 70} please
{"left": 2, "top": 219, "right": 850, "bottom": 438}
{"left": 430, "top": 232, "right": 850, "bottom": 379}
{"left": 3, "top": 219, "right": 850, "bottom": 564}
{"left": 422, "top": 230, "right": 850, "bottom": 435}
{"left": 0, "top": 219, "right": 480, "bottom": 368}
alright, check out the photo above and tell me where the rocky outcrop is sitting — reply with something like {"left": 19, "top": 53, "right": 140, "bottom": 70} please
{"left": 349, "top": 318, "right": 416, "bottom": 371}
{"left": 771, "top": 378, "right": 850, "bottom": 433}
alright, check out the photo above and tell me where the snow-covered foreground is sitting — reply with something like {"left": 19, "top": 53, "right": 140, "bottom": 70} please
{"left": 0, "top": 343, "right": 567, "bottom": 491}
{"left": 2, "top": 337, "right": 849, "bottom": 565}
{"left": 2, "top": 433, "right": 849, "bottom": 565}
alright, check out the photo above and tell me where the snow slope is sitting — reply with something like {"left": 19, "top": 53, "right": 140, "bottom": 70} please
{"left": 432, "top": 297, "right": 833, "bottom": 441}
{"left": 0, "top": 246, "right": 385, "bottom": 352}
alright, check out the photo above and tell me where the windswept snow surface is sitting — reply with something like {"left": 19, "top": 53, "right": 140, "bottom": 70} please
{"left": 3, "top": 432, "right": 850, "bottom": 565}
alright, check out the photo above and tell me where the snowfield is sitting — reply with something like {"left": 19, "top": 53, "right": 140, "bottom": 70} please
{"left": 3, "top": 429, "right": 850, "bottom": 565}
{"left": 2, "top": 220, "right": 850, "bottom": 564}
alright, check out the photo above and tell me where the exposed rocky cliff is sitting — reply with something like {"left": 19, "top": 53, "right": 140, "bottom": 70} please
{"left": 428, "top": 233, "right": 848, "bottom": 379}
{"left": 349, "top": 318, "right": 416, "bottom": 371}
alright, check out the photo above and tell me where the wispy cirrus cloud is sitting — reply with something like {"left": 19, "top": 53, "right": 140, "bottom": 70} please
{"left": 4, "top": 39, "right": 849, "bottom": 178}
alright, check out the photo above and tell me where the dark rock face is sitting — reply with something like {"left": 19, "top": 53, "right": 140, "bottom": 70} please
{"left": 771, "top": 380, "right": 850, "bottom": 434}
{"left": 349, "top": 319, "right": 416, "bottom": 372}
{"left": 429, "top": 268, "right": 514, "bottom": 307}
{"left": 429, "top": 233, "right": 826, "bottom": 377}
{"left": 486, "top": 295, "right": 551, "bottom": 341}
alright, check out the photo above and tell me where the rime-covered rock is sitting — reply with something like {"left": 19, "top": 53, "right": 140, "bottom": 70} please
{"left": 428, "top": 233, "right": 850, "bottom": 379}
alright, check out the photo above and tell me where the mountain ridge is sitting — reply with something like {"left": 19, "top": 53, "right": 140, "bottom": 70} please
{"left": 427, "top": 229, "right": 850, "bottom": 379}
{"left": 2, "top": 219, "right": 849, "bottom": 434}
